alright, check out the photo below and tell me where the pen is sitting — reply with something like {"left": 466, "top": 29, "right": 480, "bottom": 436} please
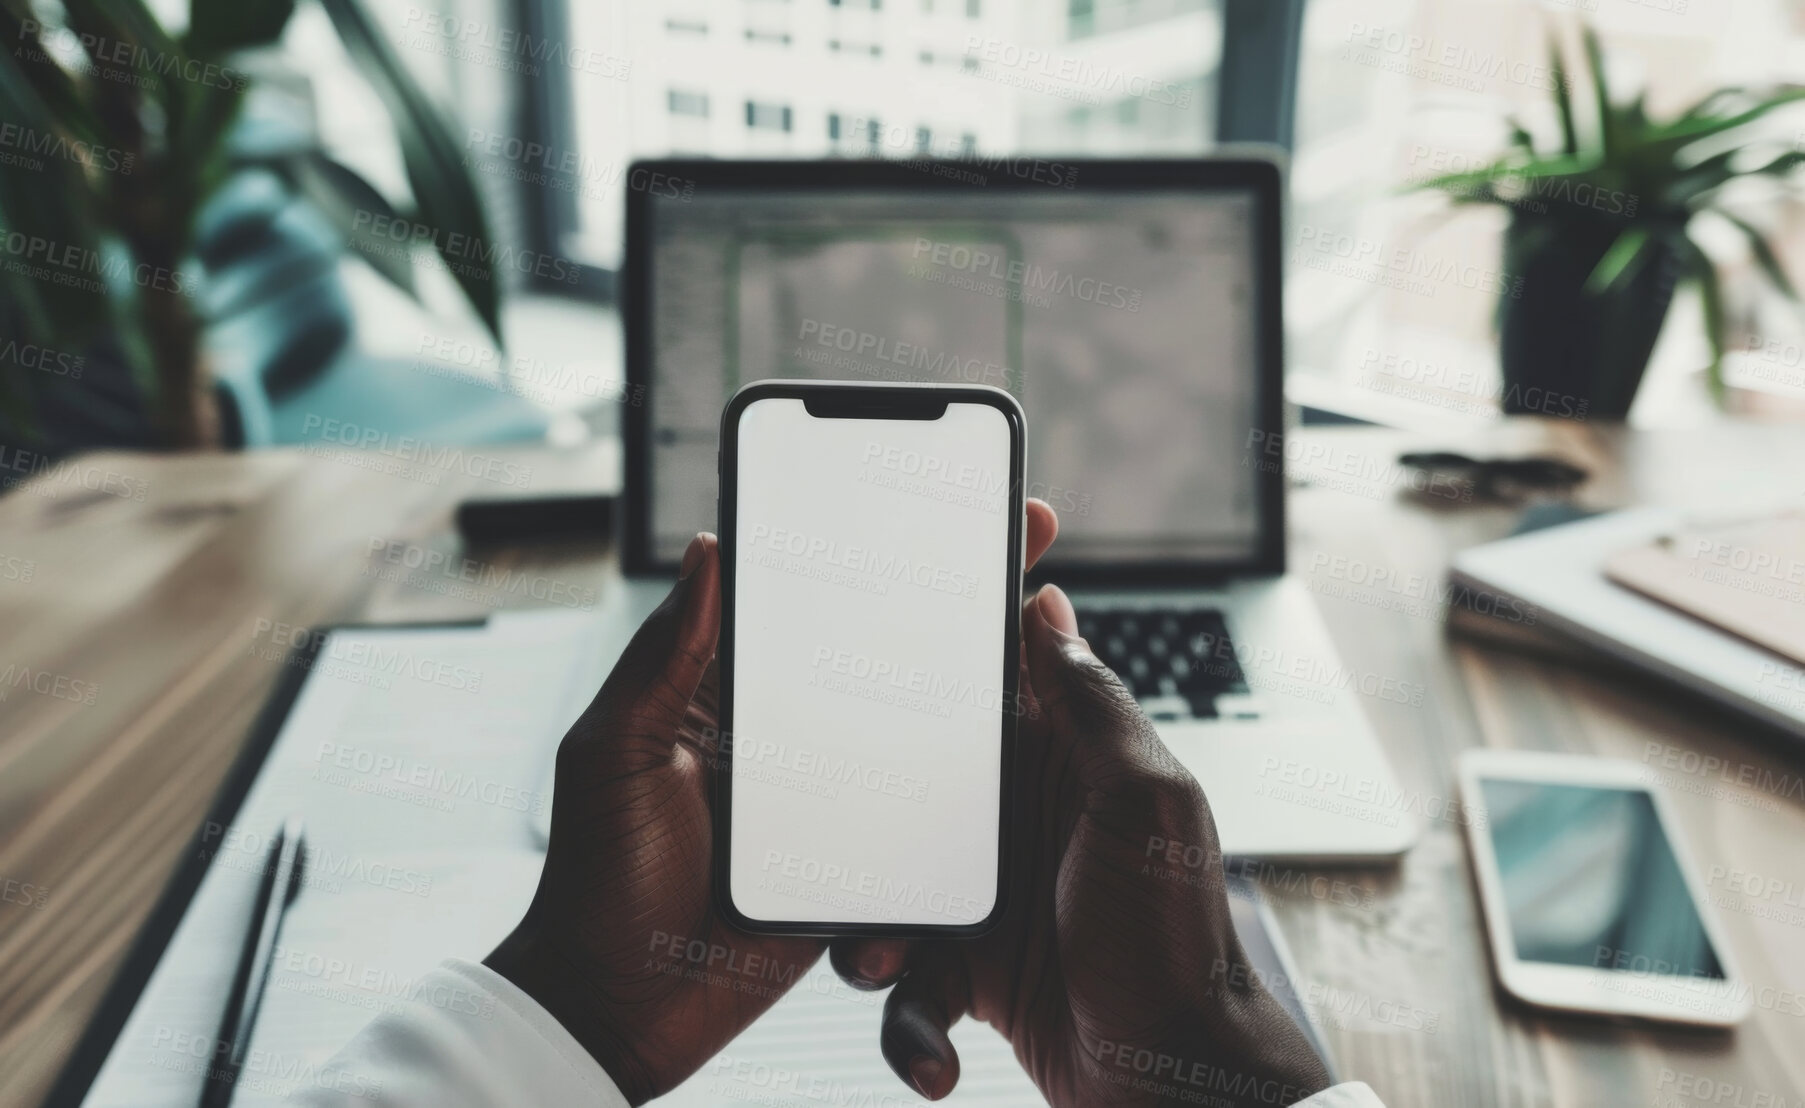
{"left": 200, "top": 816, "right": 307, "bottom": 1108}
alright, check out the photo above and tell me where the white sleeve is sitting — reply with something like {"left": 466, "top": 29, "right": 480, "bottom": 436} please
{"left": 285, "top": 958, "right": 627, "bottom": 1107}
{"left": 1292, "top": 1082, "right": 1386, "bottom": 1108}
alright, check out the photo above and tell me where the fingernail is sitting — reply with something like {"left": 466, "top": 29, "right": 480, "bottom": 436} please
{"left": 679, "top": 533, "right": 708, "bottom": 580}
{"left": 1035, "top": 585, "right": 1090, "bottom": 653}
{"left": 907, "top": 1056, "right": 943, "bottom": 1099}
{"left": 854, "top": 946, "right": 889, "bottom": 985}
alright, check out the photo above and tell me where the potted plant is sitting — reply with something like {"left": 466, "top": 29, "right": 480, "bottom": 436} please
{"left": 0, "top": 0, "right": 501, "bottom": 451}
{"left": 1415, "top": 24, "right": 1805, "bottom": 418}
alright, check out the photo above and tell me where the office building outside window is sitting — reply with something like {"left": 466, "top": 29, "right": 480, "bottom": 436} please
{"left": 560, "top": 0, "right": 1220, "bottom": 267}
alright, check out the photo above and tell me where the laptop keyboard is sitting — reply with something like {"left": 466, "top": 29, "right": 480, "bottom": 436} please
{"left": 1074, "top": 605, "right": 1252, "bottom": 721}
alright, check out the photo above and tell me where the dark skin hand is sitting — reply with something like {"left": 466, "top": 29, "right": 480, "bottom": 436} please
{"left": 486, "top": 501, "right": 1060, "bottom": 1105}
{"left": 827, "top": 586, "right": 1333, "bottom": 1107}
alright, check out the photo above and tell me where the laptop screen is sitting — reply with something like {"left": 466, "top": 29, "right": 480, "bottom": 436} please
{"left": 640, "top": 177, "right": 1269, "bottom": 570}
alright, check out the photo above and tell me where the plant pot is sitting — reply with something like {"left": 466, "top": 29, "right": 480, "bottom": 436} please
{"left": 1498, "top": 211, "right": 1682, "bottom": 420}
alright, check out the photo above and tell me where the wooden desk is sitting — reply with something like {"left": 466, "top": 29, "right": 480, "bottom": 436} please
{"left": 2, "top": 423, "right": 1803, "bottom": 1106}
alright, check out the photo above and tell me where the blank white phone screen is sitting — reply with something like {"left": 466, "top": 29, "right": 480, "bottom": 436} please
{"left": 730, "top": 397, "right": 1013, "bottom": 927}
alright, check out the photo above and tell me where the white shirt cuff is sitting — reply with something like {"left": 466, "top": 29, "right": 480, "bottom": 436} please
{"left": 285, "top": 958, "right": 625, "bottom": 1106}
{"left": 1293, "top": 1082, "right": 1386, "bottom": 1108}
{"left": 287, "top": 956, "right": 1380, "bottom": 1108}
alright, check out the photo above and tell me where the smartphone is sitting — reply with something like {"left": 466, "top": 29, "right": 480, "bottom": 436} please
{"left": 1457, "top": 750, "right": 1749, "bottom": 1027}
{"left": 716, "top": 380, "right": 1025, "bottom": 937}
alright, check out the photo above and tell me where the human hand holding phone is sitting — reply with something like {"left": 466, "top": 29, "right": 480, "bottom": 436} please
{"left": 485, "top": 502, "right": 1060, "bottom": 1105}
{"left": 825, "top": 584, "right": 1333, "bottom": 1107}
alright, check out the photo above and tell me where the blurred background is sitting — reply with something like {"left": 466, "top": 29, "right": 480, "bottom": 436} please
{"left": 3, "top": 0, "right": 1803, "bottom": 461}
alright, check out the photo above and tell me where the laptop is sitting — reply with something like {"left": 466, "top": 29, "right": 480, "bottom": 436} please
{"left": 613, "top": 157, "right": 1415, "bottom": 862}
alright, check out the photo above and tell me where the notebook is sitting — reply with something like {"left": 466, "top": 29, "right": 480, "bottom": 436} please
{"left": 52, "top": 607, "right": 1332, "bottom": 1105}
{"left": 1604, "top": 512, "right": 1805, "bottom": 666}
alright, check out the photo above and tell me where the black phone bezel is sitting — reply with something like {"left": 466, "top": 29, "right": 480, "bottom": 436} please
{"left": 714, "top": 379, "right": 1025, "bottom": 938}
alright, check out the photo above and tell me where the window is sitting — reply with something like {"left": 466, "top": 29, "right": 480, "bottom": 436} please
{"left": 551, "top": 0, "right": 1222, "bottom": 270}
{"left": 1286, "top": 0, "right": 1805, "bottom": 425}
{"left": 667, "top": 90, "right": 710, "bottom": 117}
{"left": 745, "top": 101, "right": 794, "bottom": 132}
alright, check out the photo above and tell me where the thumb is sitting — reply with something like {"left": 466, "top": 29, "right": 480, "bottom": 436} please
{"left": 1024, "top": 585, "right": 1177, "bottom": 788}
{"left": 579, "top": 532, "right": 719, "bottom": 749}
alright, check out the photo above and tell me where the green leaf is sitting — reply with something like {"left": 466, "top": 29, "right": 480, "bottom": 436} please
{"left": 1410, "top": 154, "right": 1600, "bottom": 202}
{"left": 1583, "top": 226, "right": 1652, "bottom": 295}
{"left": 1506, "top": 117, "right": 1536, "bottom": 153}
{"left": 1580, "top": 23, "right": 1613, "bottom": 162}
{"left": 0, "top": 9, "right": 106, "bottom": 144}
{"left": 62, "top": 0, "right": 188, "bottom": 111}
{"left": 1641, "top": 87, "right": 1805, "bottom": 161}
{"left": 1720, "top": 212, "right": 1799, "bottom": 302}
{"left": 0, "top": 44, "right": 111, "bottom": 346}
{"left": 318, "top": 0, "right": 503, "bottom": 344}
{"left": 285, "top": 153, "right": 420, "bottom": 297}
{"left": 1549, "top": 32, "right": 1578, "bottom": 157}
{"left": 186, "top": 0, "right": 295, "bottom": 56}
